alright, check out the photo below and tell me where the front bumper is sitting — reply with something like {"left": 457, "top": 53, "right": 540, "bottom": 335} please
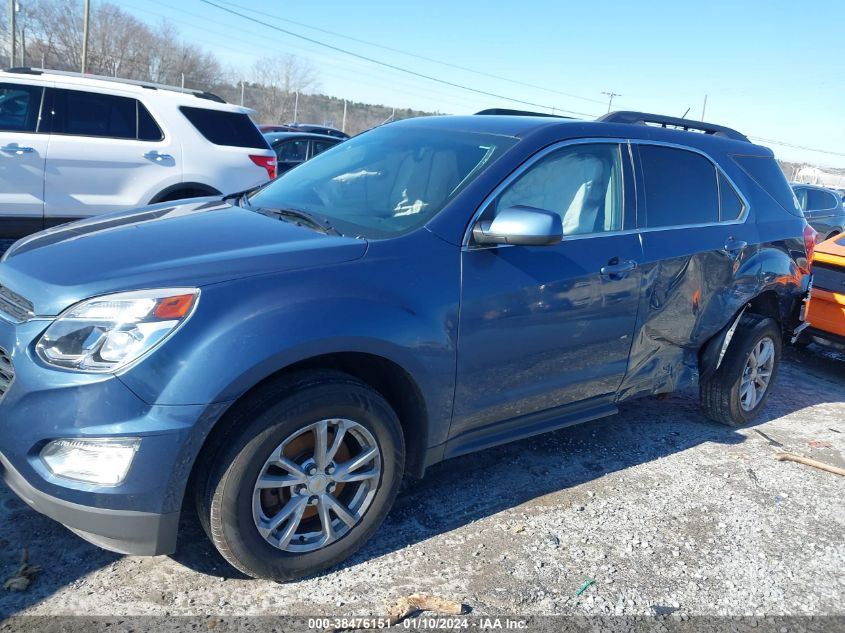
{"left": 0, "top": 316, "right": 231, "bottom": 556}
{"left": 1, "top": 452, "right": 178, "bottom": 555}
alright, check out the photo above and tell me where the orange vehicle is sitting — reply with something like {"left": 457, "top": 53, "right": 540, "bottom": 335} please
{"left": 804, "top": 233, "right": 845, "bottom": 347}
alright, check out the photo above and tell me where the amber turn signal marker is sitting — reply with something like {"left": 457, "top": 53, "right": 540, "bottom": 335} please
{"left": 154, "top": 294, "right": 196, "bottom": 319}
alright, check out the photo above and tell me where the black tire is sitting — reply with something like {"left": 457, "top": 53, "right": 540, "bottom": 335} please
{"left": 196, "top": 370, "right": 405, "bottom": 581}
{"left": 700, "top": 316, "right": 782, "bottom": 427}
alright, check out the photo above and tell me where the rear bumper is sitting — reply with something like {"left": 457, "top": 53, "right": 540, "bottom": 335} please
{"left": 1, "top": 452, "right": 178, "bottom": 555}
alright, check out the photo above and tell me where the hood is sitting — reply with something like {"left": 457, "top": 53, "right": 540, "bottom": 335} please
{"left": 0, "top": 199, "right": 367, "bottom": 316}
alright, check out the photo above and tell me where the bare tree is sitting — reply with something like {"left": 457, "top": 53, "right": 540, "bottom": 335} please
{"left": 250, "top": 54, "right": 319, "bottom": 123}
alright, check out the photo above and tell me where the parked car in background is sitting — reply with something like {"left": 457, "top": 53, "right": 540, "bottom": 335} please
{"left": 292, "top": 124, "right": 349, "bottom": 139}
{"left": 791, "top": 183, "right": 845, "bottom": 241}
{"left": 0, "top": 68, "right": 276, "bottom": 238}
{"left": 259, "top": 123, "right": 350, "bottom": 140}
{"left": 264, "top": 131, "right": 343, "bottom": 174}
{"left": 258, "top": 124, "right": 299, "bottom": 134}
{"left": 0, "top": 110, "right": 811, "bottom": 582}
{"left": 802, "top": 233, "right": 845, "bottom": 349}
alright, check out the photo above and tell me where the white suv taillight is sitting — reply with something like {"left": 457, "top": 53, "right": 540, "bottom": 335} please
{"left": 250, "top": 155, "right": 277, "bottom": 180}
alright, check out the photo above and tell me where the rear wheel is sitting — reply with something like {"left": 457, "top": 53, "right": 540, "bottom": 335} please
{"left": 700, "top": 316, "right": 782, "bottom": 427}
{"left": 197, "top": 372, "right": 405, "bottom": 580}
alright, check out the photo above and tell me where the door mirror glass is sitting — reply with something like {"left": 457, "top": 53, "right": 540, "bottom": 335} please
{"left": 472, "top": 205, "right": 563, "bottom": 246}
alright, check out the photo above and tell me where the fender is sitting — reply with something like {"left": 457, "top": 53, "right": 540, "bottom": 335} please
{"left": 149, "top": 182, "right": 221, "bottom": 204}
{"left": 116, "top": 231, "right": 462, "bottom": 448}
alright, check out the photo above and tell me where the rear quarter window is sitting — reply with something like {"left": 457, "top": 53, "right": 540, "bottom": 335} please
{"left": 732, "top": 154, "right": 803, "bottom": 217}
{"left": 180, "top": 107, "right": 268, "bottom": 149}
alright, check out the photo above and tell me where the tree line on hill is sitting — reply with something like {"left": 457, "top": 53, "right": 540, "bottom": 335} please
{"left": 0, "top": 0, "right": 433, "bottom": 134}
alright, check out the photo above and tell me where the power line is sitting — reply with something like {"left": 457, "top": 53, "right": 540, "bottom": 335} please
{"left": 213, "top": 0, "right": 609, "bottom": 107}
{"left": 198, "top": 0, "right": 597, "bottom": 118}
{"left": 749, "top": 137, "right": 845, "bottom": 159}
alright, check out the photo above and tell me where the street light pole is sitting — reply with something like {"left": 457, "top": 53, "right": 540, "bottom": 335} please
{"left": 9, "top": 0, "right": 16, "bottom": 68}
{"left": 81, "top": 0, "right": 90, "bottom": 73}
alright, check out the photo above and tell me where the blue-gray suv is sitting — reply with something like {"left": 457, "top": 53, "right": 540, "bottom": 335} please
{"left": 0, "top": 111, "right": 812, "bottom": 580}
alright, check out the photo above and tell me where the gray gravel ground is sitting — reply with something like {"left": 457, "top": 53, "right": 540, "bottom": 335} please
{"left": 1, "top": 346, "right": 843, "bottom": 622}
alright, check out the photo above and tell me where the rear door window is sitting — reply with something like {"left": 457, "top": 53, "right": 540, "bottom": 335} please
{"left": 180, "top": 106, "right": 268, "bottom": 149}
{"left": 311, "top": 139, "right": 337, "bottom": 157}
{"left": 639, "top": 145, "right": 718, "bottom": 227}
{"left": 49, "top": 89, "right": 164, "bottom": 141}
{"left": 0, "top": 82, "right": 44, "bottom": 132}
{"left": 793, "top": 187, "right": 808, "bottom": 211}
{"left": 806, "top": 189, "right": 839, "bottom": 212}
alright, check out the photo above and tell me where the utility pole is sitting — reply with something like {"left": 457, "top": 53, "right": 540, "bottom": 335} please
{"left": 293, "top": 90, "right": 299, "bottom": 123}
{"left": 341, "top": 99, "right": 347, "bottom": 133}
{"left": 81, "top": 0, "right": 90, "bottom": 73}
{"left": 9, "top": 0, "right": 16, "bottom": 68}
{"left": 239, "top": 81, "right": 244, "bottom": 106}
{"left": 180, "top": 73, "right": 184, "bottom": 90}
{"left": 701, "top": 94, "right": 708, "bottom": 121}
{"left": 601, "top": 91, "right": 620, "bottom": 113}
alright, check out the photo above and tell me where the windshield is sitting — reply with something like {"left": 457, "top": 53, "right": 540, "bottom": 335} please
{"left": 246, "top": 124, "right": 517, "bottom": 238}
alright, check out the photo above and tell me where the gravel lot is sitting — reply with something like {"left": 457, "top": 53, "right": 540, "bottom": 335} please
{"left": 1, "top": 343, "right": 843, "bottom": 622}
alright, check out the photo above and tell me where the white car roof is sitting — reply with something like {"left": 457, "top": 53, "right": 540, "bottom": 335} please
{"left": 2, "top": 68, "right": 254, "bottom": 115}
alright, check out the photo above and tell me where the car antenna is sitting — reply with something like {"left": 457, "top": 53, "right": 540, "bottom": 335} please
{"left": 680, "top": 107, "right": 691, "bottom": 118}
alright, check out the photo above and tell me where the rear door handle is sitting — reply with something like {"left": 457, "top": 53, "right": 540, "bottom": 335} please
{"left": 144, "top": 151, "right": 173, "bottom": 162}
{"left": 1, "top": 145, "right": 34, "bottom": 154}
{"left": 600, "top": 259, "right": 637, "bottom": 278}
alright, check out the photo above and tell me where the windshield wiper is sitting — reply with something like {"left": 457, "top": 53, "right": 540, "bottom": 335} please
{"left": 256, "top": 206, "right": 341, "bottom": 236}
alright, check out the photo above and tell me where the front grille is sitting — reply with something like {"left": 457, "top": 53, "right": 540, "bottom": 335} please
{"left": 0, "top": 283, "right": 34, "bottom": 322}
{"left": 813, "top": 262, "right": 845, "bottom": 293}
{"left": 0, "top": 348, "right": 13, "bottom": 402}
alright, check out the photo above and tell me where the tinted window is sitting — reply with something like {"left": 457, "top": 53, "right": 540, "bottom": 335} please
{"left": 312, "top": 140, "right": 337, "bottom": 156}
{"left": 138, "top": 102, "right": 164, "bottom": 141}
{"left": 55, "top": 90, "right": 136, "bottom": 138}
{"left": 639, "top": 145, "right": 718, "bottom": 227}
{"left": 180, "top": 107, "right": 268, "bottom": 149}
{"left": 0, "top": 82, "right": 43, "bottom": 132}
{"left": 807, "top": 189, "right": 839, "bottom": 211}
{"left": 718, "top": 172, "right": 745, "bottom": 220}
{"left": 497, "top": 143, "right": 623, "bottom": 236}
{"left": 247, "top": 125, "right": 517, "bottom": 238}
{"left": 733, "top": 155, "right": 803, "bottom": 217}
{"left": 275, "top": 139, "right": 308, "bottom": 162}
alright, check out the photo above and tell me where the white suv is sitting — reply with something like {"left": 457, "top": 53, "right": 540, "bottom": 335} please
{"left": 0, "top": 68, "right": 277, "bottom": 238}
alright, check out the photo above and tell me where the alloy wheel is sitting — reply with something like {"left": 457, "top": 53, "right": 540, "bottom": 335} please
{"left": 251, "top": 419, "right": 382, "bottom": 553}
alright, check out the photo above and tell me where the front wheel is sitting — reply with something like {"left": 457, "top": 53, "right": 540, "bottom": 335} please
{"left": 197, "top": 371, "right": 405, "bottom": 581}
{"left": 700, "top": 316, "right": 782, "bottom": 427}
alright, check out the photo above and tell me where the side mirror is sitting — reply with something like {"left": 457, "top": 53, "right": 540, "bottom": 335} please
{"left": 472, "top": 205, "right": 563, "bottom": 246}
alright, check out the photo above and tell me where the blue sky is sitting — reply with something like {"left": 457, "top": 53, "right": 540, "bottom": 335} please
{"left": 119, "top": 0, "right": 845, "bottom": 167}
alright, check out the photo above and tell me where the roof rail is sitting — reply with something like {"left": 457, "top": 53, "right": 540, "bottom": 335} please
{"left": 475, "top": 108, "right": 573, "bottom": 119}
{"left": 598, "top": 111, "right": 749, "bottom": 142}
{"left": 3, "top": 67, "right": 227, "bottom": 104}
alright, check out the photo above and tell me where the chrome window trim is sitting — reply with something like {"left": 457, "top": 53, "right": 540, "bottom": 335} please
{"left": 462, "top": 137, "right": 753, "bottom": 250}
{"left": 462, "top": 137, "right": 630, "bottom": 248}
{"left": 631, "top": 139, "right": 750, "bottom": 230}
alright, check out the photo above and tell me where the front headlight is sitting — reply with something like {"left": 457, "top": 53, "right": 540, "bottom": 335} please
{"left": 36, "top": 288, "right": 199, "bottom": 372}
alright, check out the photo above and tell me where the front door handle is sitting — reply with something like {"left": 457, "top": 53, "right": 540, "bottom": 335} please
{"left": 143, "top": 151, "right": 173, "bottom": 162}
{"left": 1, "top": 144, "right": 34, "bottom": 154}
{"left": 600, "top": 258, "right": 637, "bottom": 279}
